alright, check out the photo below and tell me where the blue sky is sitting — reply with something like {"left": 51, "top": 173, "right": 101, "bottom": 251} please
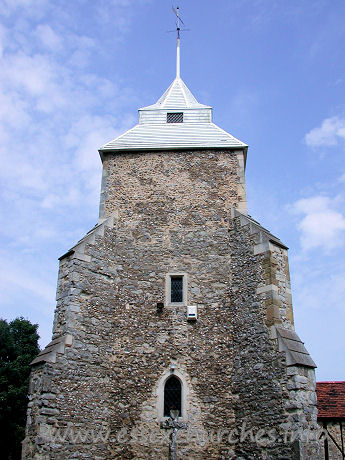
{"left": 0, "top": 0, "right": 344, "bottom": 381}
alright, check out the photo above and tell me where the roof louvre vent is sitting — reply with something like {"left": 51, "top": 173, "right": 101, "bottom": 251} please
{"left": 167, "top": 112, "right": 183, "bottom": 123}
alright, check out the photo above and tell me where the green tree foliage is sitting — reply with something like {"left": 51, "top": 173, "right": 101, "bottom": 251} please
{"left": 0, "top": 317, "right": 40, "bottom": 460}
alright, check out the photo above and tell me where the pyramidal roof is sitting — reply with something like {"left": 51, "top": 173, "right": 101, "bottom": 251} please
{"left": 141, "top": 77, "right": 210, "bottom": 110}
{"left": 100, "top": 38, "right": 247, "bottom": 153}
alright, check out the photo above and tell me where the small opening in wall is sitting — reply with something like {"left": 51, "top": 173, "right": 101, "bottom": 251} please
{"left": 167, "top": 112, "right": 183, "bottom": 123}
{"left": 164, "top": 375, "right": 182, "bottom": 417}
{"left": 166, "top": 273, "right": 187, "bottom": 306}
{"left": 171, "top": 276, "right": 183, "bottom": 303}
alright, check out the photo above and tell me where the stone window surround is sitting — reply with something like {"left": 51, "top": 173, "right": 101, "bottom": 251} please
{"left": 156, "top": 368, "right": 189, "bottom": 421}
{"left": 165, "top": 273, "right": 188, "bottom": 307}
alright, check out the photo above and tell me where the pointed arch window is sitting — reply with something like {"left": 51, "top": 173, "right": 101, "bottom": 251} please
{"left": 164, "top": 375, "right": 182, "bottom": 417}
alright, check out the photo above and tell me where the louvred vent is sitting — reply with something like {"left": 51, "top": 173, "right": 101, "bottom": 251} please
{"left": 167, "top": 112, "right": 183, "bottom": 123}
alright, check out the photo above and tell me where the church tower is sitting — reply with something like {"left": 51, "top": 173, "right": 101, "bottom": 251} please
{"left": 23, "top": 13, "right": 321, "bottom": 459}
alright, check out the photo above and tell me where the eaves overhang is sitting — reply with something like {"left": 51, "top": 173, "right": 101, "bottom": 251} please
{"left": 138, "top": 106, "right": 212, "bottom": 112}
{"left": 98, "top": 144, "right": 248, "bottom": 165}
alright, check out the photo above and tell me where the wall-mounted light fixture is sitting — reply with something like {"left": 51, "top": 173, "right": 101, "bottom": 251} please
{"left": 187, "top": 305, "right": 197, "bottom": 321}
{"left": 157, "top": 302, "right": 164, "bottom": 311}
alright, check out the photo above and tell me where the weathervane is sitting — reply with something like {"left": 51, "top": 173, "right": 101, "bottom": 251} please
{"left": 172, "top": 6, "right": 184, "bottom": 40}
{"left": 171, "top": 6, "right": 188, "bottom": 79}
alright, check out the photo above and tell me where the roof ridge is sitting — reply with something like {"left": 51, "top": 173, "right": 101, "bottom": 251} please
{"left": 317, "top": 381, "right": 345, "bottom": 384}
{"left": 161, "top": 80, "right": 176, "bottom": 108}
{"left": 210, "top": 122, "right": 245, "bottom": 142}
{"left": 178, "top": 78, "right": 189, "bottom": 107}
{"left": 105, "top": 124, "right": 138, "bottom": 144}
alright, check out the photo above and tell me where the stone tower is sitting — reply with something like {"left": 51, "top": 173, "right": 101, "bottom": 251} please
{"left": 23, "top": 32, "right": 321, "bottom": 460}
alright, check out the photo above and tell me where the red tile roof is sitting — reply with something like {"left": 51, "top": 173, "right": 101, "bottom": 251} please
{"left": 317, "top": 381, "right": 345, "bottom": 419}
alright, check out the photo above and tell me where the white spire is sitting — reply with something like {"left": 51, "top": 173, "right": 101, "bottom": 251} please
{"left": 99, "top": 7, "right": 247, "bottom": 153}
{"left": 141, "top": 78, "right": 210, "bottom": 110}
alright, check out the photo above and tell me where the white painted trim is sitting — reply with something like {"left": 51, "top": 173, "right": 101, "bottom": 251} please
{"left": 156, "top": 368, "right": 189, "bottom": 421}
{"left": 165, "top": 273, "right": 188, "bottom": 307}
